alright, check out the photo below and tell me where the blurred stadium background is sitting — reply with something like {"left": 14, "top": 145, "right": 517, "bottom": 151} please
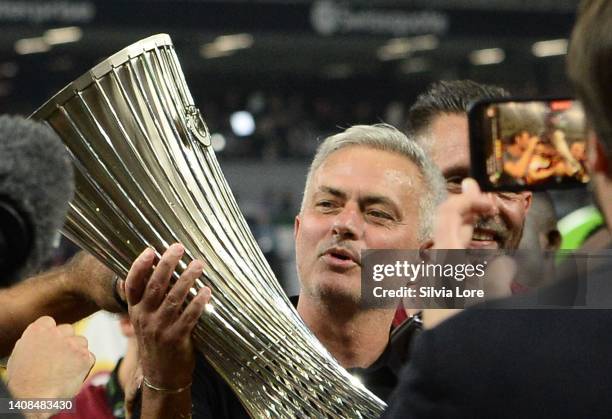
{"left": 0, "top": 0, "right": 590, "bottom": 294}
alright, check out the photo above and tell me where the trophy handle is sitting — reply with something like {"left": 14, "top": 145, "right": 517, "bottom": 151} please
{"left": 185, "top": 105, "right": 211, "bottom": 147}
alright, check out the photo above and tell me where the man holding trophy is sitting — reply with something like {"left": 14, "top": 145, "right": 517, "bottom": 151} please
{"left": 125, "top": 124, "right": 446, "bottom": 418}
{"left": 0, "top": 34, "right": 449, "bottom": 418}
{"left": 0, "top": 118, "right": 442, "bottom": 417}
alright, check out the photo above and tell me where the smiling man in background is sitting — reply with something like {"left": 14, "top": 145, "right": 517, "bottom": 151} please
{"left": 407, "top": 80, "right": 532, "bottom": 250}
{"left": 384, "top": 2, "right": 612, "bottom": 417}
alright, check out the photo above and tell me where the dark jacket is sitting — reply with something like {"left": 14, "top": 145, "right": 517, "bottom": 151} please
{"left": 383, "top": 246, "right": 612, "bottom": 419}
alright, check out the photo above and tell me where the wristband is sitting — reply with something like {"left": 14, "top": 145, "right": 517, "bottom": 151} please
{"left": 142, "top": 376, "right": 192, "bottom": 394}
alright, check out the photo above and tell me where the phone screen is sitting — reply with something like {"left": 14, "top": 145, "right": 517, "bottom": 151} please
{"left": 471, "top": 99, "right": 589, "bottom": 190}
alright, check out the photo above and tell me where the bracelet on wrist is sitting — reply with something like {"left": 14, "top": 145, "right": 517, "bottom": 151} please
{"left": 142, "top": 376, "right": 192, "bottom": 394}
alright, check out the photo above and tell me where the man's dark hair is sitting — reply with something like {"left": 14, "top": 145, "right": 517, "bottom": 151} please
{"left": 407, "top": 80, "right": 509, "bottom": 136}
{"left": 567, "top": 0, "right": 612, "bottom": 160}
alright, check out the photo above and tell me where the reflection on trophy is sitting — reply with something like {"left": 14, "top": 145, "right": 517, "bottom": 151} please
{"left": 31, "top": 34, "right": 385, "bottom": 418}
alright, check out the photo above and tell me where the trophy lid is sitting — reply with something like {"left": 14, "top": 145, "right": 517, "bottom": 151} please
{"left": 31, "top": 34, "right": 174, "bottom": 120}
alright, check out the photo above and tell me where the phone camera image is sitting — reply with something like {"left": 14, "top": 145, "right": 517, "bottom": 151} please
{"left": 470, "top": 98, "right": 589, "bottom": 191}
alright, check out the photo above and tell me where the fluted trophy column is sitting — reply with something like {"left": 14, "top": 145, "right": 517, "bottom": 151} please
{"left": 31, "top": 34, "right": 386, "bottom": 418}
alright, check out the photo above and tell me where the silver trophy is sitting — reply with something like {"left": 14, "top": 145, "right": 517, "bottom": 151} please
{"left": 31, "top": 34, "right": 385, "bottom": 418}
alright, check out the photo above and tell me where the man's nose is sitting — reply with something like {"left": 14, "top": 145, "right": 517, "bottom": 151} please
{"left": 331, "top": 205, "right": 363, "bottom": 240}
{"left": 485, "top": 192, "right": 501, "bottom": 208}
{"left": 483, "top": 192, "right": 503, "bottom": 217}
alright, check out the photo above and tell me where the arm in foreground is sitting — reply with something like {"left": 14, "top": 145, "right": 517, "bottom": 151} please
{"left": 0, "top": 251, "right": 123, "bottom": 356}
{"left": 127, "top": 244, "right": 210, "bottom": 419}
{"left": 6, "top": 316, "right": 95, "bottom": 419}
{"left": 424, "top": 179, "right": 498, "bottom": 328}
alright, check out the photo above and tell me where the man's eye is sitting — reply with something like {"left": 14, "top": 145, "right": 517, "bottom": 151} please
{"left": 445, "top": 176, "right": 465, "bottom": 194}
{"left": 446, "top": 176, "right": 465, "bottom": 184}
{"left": 368, "top": 210, "right": 393, "bottom": 220}
{"left": 446, "top": 183, "right": 462, "bottom": 194}
{"left": 316, "top": 201, "right": 337, "bottom": 210}
{"left": 498, "top": 192, "right": 521, "bottom": 201}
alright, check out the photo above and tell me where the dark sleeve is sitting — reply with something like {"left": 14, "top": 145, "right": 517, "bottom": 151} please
{"left": 382, "top": 329, "right": 457, "bottom": 419}
{"left": 383, "top": 309, "right": 520, "bottom": 419}
{"left": 191, "top": 356, "right": 249, "bottom": 419}
{"left": 132, "top": 355, "right": 249, "bottom": 419}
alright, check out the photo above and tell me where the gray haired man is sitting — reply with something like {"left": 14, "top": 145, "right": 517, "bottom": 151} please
{"left": 125, "top": 124, "right": 446, "bottom": 418}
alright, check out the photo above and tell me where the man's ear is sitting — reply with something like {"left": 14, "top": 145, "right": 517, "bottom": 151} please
{"left": 521, "top": 191, "right": 533, "bottom": 212}
{"left": 587, "top": 132, "right": 610, "bottom": 175}
{"left": 420, "top": 239, "right": 434, "bottom": 250}
{"left": 544, "top": 229, "right": 562, "bottom": 252}
{"left": 294, "top": 215, "right": 301, "bottom": 240}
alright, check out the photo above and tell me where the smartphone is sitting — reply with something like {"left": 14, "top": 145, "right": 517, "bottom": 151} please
{"left": 469, "top": 97, "right": 589, "bottom": 191}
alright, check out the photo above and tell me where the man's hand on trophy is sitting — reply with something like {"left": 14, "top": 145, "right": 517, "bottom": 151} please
{"left": 125, "top": 243, "right": 210, "bottom": 392}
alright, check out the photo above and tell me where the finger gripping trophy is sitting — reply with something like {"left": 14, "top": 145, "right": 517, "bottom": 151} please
{"left": 31, "top": 34, "right": 385, "bottom": 418}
